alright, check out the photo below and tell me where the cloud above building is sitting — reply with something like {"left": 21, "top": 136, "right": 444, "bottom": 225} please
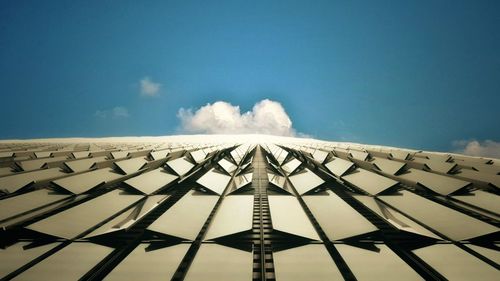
{"left": 453, "top": 139, "right": 500, "bottom": 158}
{"left": 177, "top": 99, "right": 296, "bottom": 136}
{"left": 140, "top": 77, "right": 161, "bottom": 97}
{"left": 94, "top": 106, "right": 129, "bottom": 119}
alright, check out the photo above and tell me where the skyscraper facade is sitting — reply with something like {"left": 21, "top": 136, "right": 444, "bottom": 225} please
{"left": 0, "top": 135, "right": 498, "bottom": 280}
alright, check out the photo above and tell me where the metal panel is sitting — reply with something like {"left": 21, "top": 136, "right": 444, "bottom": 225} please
{"left": 34, "top": 151, "right": 52, "bottom": 158}
{"left": 0, "top": 242, "right": 60, "bottom": 278}
{"left": 85, "top": 195, "right": 168, "bottom": 238}
{"left": 0, "top": 151, "right": 14, "bottom": 158}
{"left": 312, "top": 149, "right": 329, "bottom": 163}
{"left": 72, "top": 151, "right": 90, "bottom": 159}
{"left": 52, "top": 168, "right": 122, "bottom": 194}
{"left": 184, "top": 244, "right": 252, "bottom": 281}
{"left": 14, "top": 243, "right": 113, "bottom": 281}
{"left": 189, "top": 149, "right": 207, "bottom": 163}
{"left": 324, "top": 156, "right": 354, "bottom": 177}
{"left": 412, "top": 244, "right": 498, "bottom": 281}
{"left": 124, "top": 168, "right": 178, "bottom": 194}
{"left": 268, "top": 145, "right": 288, "bottom": 165}
{"left": 26, "top": 190, "right": 142, "bottom": 239}
{"left": 0, "top": 198, "right": 76, "bottom": 229}
{"left": 18, "top": 156, "right": 67, "bottom": 171}
{"left": 349, "top": 150, "right": 369, "bottom": 161}
{"left": 148, "top": 191, "right": 218, "bottom": 240}
{"left": 454, "top": 169, "right": 500, "bottom": 188}
{"left": 218, "top": 158, "right": 237, "bottom": 174}
{"left": 453, "top": 190, "right": 500, "bottom": 215}
{"left": 104, "top": 243, "right": 190, "bottom": 281}
{"left": 303, "top": 191, "right": 378, "bottom": 240}
{"left": 268, "top": 173, "right": 286, "bottom": 189}
{"left": 0, "top": 190, "right": 68, "bottom": 221}
{"left": 390, "top": 150, "right": 410, "bottom": 160}
{"left": 372, "top": 157, "right": 406, "bottom": 175}
{"left": 231, "top": 144, "right": 252, "bottom": 164}
{"left": 268, "top": 196, "right": 320, "bottom": 240}
{"left": 196, "top": 168, "right": 231, "bottom": 195}
{"left": 352, "top": 195, "right": 441, "bottom": 239}
{"left": 166, "top": 157, "right": 194, "bottom": 176}
{"left": 267, "top": 173, "right": 293, "bottom": 194}
{"left": 0, "top": 168, "right": 66, "bottom": 193}
{"left": 425, "top": 160, "right": 457, "bottom": 174}
{"left": 228, "top": 173, "right": 253, "bottom": 194}
{"left": 333, "top": 148, "right": 351, "bottom": 159}
{"left": 469, "top": 163, "right": 500, "bottom": 175}
{"left": 380, "top": 191, "right": 498, "bottom": 241}
{"left": 273, "top": 244, "right": 343, "bottom": 281}
{"left": 111, "top": 151, "right": 129, "bottom": 159}
{"left": 336, "top": 244, "right": 423, "bottom": 280}
{"left": 64, "top": 156, "right": 107, "bottom": 172}
{"left": 149, "top": 150, "right": 170, "bottom": 161}
{"left": 342, "top": 168, "right": 398, "bottom": 195}
{"left": 465, "top": 244, "right": 500, "bottom": 265}
{"left": 282, "top": 158, "right": 302, "bottom": 174}
{"left": 398, "top": 168, "right": 470, "bottom": 195}
{"left": 0, "top": 167, "right": 14, "bottom": 176}
{"left": 288, "top": 168, "right": 324, "bottom": 195}
{"left": 114, "top": 157, "right": 148, "bottom": 174}
{"left": 205, "top": 195, "right": 253, "bottom": 240}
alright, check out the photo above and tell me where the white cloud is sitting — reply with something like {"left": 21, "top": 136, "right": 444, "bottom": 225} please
{"left": 112, "top": 106, "right": 129, "bottom": 118}
{"left": 94, "top": 106, "right": 129, "bottom": 119}
{"left": 177, "top": 99, "right": 297, "bottom": 136}
{"left": 140, "top": 77, "right": 161, "bottom": 97}
{"left": 94, "top": 110, "right": 107, "bottom": 119}
{"left": 453, "top": 139, "right": 500, "bottom": 158}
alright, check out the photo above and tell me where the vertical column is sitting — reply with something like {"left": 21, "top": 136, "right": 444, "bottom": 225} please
{"left": 251, "top": 146, "right": 275, "bottom": 281}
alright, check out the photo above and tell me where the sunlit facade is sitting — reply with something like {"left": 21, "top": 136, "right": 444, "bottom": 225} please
{"left": 0, "top": 135, "right": 498, "bottom": 280}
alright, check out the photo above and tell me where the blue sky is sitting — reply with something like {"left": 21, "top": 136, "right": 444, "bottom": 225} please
{"left": 0, "top": 1, "right": 499, "bottom": 153}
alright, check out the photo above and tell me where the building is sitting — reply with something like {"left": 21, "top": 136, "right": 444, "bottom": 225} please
{"left": 0, "top": 135, "right": 498, "bottom": 280}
